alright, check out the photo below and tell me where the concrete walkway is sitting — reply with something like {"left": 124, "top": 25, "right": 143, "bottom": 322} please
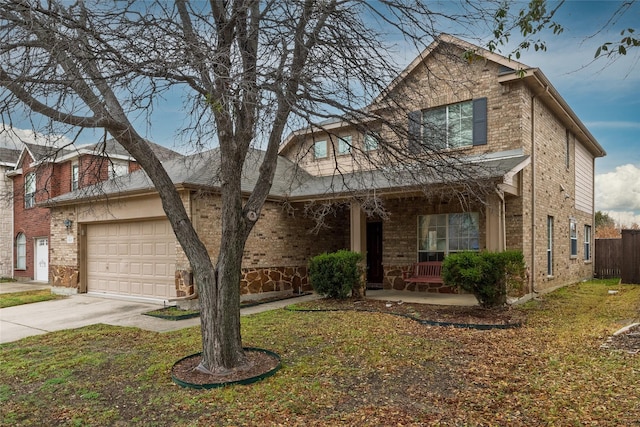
{"left": 0, "top": 282, "right": 320, "bottom": 344}
{"left": 0, "top": 282, "right": 476, "bottom": 344}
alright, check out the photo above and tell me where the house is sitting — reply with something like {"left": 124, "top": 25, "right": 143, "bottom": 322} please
{"left": 6, "top": 139, "right": 180, "bottom": 282}
{"left": 45, "top": 34, "right": 605, "bottom": 301}
{"left": 0, "top": 147, "right": 20, "bottom": 278}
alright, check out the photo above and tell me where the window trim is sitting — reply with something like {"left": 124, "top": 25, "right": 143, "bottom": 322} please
{"left": 584, "top": 224, "right": 592, "bottom": 261}
{"left": 417, "top": 212, "right": 480, "bottom": 262}
{"left": 16, "top": 233, "right": 26, "bottom": 270}
{"left": 71, "top": 162, "right": 79, "bottom": 191}
{"left": 547, "top": 216, "right": 554, "bottom": 276}
{"left": 24, "top": 172, "right": 36, "bottom": 209}
{"left": 570, "top": 218, "right": 578, "bottom": 258}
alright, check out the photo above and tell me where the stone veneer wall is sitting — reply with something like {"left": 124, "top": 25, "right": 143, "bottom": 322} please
{"left": 49, "top": 207, "right": 79, "bottom": 289}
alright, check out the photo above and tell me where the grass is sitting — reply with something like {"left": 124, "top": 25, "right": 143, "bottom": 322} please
{"left": 0, "top": 290, "right": 64, "bottom": 309}
{"left": 0, "top": 279, "right": 638, "bottom": 426}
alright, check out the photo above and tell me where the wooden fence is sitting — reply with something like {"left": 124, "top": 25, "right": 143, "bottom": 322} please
{"left": 595, "top": 238, "right": 621, "bottom": 279}
{"left": 595, "top": 230, "right": 640, "bottom": 284}
{"left": 621, "top": 230, "right": 640, "bottom": 284}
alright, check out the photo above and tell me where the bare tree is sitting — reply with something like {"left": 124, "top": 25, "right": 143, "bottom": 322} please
{"left": 0, "top": 0, "right": 548, "bottom": 375}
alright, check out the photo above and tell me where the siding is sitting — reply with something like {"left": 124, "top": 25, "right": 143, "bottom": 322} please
{"left": 574, "top": 140, "right": 594, "bottom": 214}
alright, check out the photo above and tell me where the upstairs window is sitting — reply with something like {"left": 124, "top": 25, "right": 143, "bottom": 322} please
{"left": 409, "top": 98, "right": 487, "bottom": 153}
{"left": 16, "top": 233, "right": 26, "bottom": 270}
{"left": 338, "top": 136, "right": 351, "bottom": 155}
{"left": 364, "top": 133, "right": 379, "bottom": 151}
{"left": 314, "top": 140, "right": 328, "bottom": 159}
{"left": 24, "top": 172, "right": 36, "bottom": 209}
{"left": 71, "top": 163, "right": 79, "bottom": 191}
{"left": 109, "top": 161, "right": 129, "bottom": 179}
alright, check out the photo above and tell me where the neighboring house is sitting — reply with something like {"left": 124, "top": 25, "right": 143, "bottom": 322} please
{"left": 0, "top": 147, "right": 20, "bottom": 278}
{"left": 46, "top": 34, "right": 604, "bottom": 301}
{"left": 6, "top": 139, "right": 180, "bottom": 282}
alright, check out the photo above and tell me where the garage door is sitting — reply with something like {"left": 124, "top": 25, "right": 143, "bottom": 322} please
{"left": 87, "top": 220, "right": 177, "bottom": 299}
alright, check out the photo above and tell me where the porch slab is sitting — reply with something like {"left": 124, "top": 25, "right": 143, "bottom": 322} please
{"left": 366, "top": 289, "right": 478, "bottom": 306}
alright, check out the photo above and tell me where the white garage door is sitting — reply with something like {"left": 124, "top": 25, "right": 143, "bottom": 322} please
{"left": 87, "top": 220, "right": 177, "bottom": 299}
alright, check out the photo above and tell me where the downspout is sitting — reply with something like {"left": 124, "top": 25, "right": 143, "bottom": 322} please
{"left": 530, "top": 91, "right": 539, "bottom": 294}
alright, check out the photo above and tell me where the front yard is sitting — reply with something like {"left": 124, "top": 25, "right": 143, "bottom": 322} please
{"left": 0, "top": 280, "right": 638, "bottom": 426}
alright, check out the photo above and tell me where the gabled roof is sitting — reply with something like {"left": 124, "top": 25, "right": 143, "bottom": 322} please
{"left": 46, "top": 148, "right": 313, "bottom": 205}
{"left": 279, "top": 33, "right": 605, "bottom": 159}
{"left": 8, "top": 138, "right": 183, "bottom": 175}
{"left": 0, "top": 147, "right": 20, "bottom": 167}
{"left": 46, "top": 147, "right": 529, "bottom": 206}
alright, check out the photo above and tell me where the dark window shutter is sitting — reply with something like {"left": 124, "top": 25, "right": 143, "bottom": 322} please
{"left": 472, "top": 97, "right": 487, "bottom": 146}
{"left": 408, "top": 110, "right": 422, "bottom": 153}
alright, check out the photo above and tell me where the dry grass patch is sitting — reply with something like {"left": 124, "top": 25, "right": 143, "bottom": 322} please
{"left": 0, "top": 280, "right": 638, "bottom": 426}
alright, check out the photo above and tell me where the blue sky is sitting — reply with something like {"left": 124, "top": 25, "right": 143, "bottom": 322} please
{"left": 498, "top": 1, "right": 640, "bottom": 226}
{"left": 2, "top": 1, "right": 638, "bottom": 225}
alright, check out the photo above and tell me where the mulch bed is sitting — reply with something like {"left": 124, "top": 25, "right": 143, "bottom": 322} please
{"left": 288, "top": 297, "right": 526, "bottom": 328}
{"left": 602, "top": 323, "right": 640, "bottom": 354}
{"left": 171, "top": 349, "right": 280, "bottom": 388}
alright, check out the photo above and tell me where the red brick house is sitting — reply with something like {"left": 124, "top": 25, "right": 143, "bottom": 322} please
{"left": 7, "top": 140, "right": 179, "bottom": 282}
{"left": 46, "top": 35, "right": 605, "bottom": 301}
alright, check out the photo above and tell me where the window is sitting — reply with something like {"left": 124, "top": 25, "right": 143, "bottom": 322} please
{"left": 109, "top": 161, "right": 129, "bottom": 179}
{"left": 570, "top": 218, "right": 577, "bottom": 258}
{"left": 417, "top": 212, "right": 479, "bottom": 261}
{"left": 24, "top": 172, "right": 36, "bottom": 208}
{"left": 71, "top": 163, "right": 79, "bottom": 191}
{"left": 314, "top": 140, "right": 328, "bottom": 159}
{"left": 547, "top": 216, "right": 554, "bottom": 276}
{"left": 364, "top": 133, "right": 379, "bottom": 151}
{"left": 411, "top": 98, "right": 487, "bottom": 152}
{"left": 16, "top": 233, "right": 26, "bottom": 270}
{"left": 338, "top": 136, "right": 351, "bottom": 155}
{"left": 584, "top": 225, "right": 592, "bottom": 261}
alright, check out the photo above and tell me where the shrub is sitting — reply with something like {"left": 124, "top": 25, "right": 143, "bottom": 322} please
{"left": 308, "top": 250, "right": 363, "bottom": 299}
{"left": 442, "top": 250, "right": 526, "bottom": 308}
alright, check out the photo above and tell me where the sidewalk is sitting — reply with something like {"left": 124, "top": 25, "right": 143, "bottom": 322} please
{"left": 0, "top": 286, "right": 320, "bottom": 344}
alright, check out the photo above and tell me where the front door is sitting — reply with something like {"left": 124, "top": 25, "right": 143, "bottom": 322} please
{"left": 35, "top": 237, "right": 49, "bottom": 282}
{"left": 366, "top": 222, "right": 383, "bottom": 287}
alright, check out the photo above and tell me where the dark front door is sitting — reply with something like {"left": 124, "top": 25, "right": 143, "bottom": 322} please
{"left": 366, "top": 222, "right": 383, "bottom": 287}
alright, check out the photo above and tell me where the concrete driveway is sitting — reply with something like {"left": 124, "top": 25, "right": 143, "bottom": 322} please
{"left": 0, "top": 282, "right": 320, "bottom": 344}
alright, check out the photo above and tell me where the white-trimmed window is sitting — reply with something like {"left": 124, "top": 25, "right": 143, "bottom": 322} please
{"left": 570, "top": 218, "right": 577, "bottom": 258}
{"left": 109, "top": 161, "right": 129, "bottom": 179}
{"left": 24, "top": 172, "right": 36, "bottom": 208}
{"left": 314, "top": 140, "right": 328, "bottom": 159}
{"left": 364, "top": 133, "right": 379, "bottom": 151}
{"left": 547, "top": 216, "right": 554, "bottom": 276}
{"left": 584, "top": 225, "right": 592, "bottom": 261}
{"left": 338, "top": 136, "right": 351, "bottom": 155}
{"left": 417, "top": 212, "right": 479, "bottom": 261}
{"left": 71, "top": 163, "right": 79, "bottom": 191}
{"left": 16, "top": 233, "right": 26, "bottom": 270}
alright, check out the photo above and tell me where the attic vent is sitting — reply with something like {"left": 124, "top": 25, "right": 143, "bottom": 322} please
{"left": 498, "top": 65, "right": 515, "bottom": 75}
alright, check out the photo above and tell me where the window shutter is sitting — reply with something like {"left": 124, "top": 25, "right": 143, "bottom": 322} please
{"left": 408, "top": 110, "right": 422, "bottom": 153}
{"left": 472, "top": 97, "right": 487, "bottom": 146}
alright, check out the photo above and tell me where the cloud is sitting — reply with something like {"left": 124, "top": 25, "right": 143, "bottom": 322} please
{"left": 595, "top": 164, "right": 640, "bottom": 213}
{"left": 601, "top": 210, "right": 640, "bottom": 228}
{"left": 586, "top": 121, "right": 640, "bottom": 130}
{"left": 0, "top": 126, "right": 72, "bottom": 149}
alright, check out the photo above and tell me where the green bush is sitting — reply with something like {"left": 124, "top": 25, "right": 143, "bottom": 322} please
{"left": 308, "top": 250, "right": 363, "bottom": 299}
{"left": 442, "top": 250, "right": 526, "bottom": 308}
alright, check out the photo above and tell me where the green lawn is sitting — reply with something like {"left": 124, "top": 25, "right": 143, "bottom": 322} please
{"left": 0, "top": 279, "right": 638, "bottom": 426}
{"left": 0, "top": 290, "right": 64, "bottom": 309}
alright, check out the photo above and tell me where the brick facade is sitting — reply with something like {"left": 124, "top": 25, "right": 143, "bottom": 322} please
{"left": 0, "top": 165, "right": 13, "bottom": 277}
